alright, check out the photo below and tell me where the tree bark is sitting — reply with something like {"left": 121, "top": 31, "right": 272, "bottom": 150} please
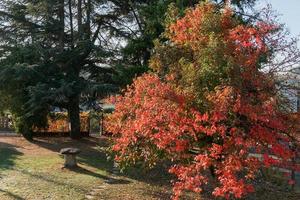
{"left": 59, "top": 0, "right": 65, "bottom": 51}
{"left": 69, "top": 0, "right": 74, "bottom": 48}
{"left": 86, "top": 0, "right": 91, "bottom": 39}
{"left": 77, "top": 0, "right": 83, "bottom": 39}
{"left": 68, "top": 94, "right": 81, "bottom": 139}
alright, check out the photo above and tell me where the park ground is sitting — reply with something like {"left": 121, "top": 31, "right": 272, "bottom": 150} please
{"left": 0, "top": 135, "right": 300, "bottom": 200}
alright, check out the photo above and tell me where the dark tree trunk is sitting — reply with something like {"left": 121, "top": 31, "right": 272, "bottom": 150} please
{"left": 68, "top": 94, "right": 81, "bottom": 139}
{"left": 58, "top": 0, "right": 65, "bottom": 51}
{"left": 68, "top": 0, "right": 74, "bottom": 48}
{"left": 77, "top": 0, "right": 83, "bottom": 39}
{"left": 86, "top": 0, "right": 91, "bottom": 39}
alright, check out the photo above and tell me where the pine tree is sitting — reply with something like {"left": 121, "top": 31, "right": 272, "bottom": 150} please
{"left": 0, "top": 0, "right": 140, "bottom": 139}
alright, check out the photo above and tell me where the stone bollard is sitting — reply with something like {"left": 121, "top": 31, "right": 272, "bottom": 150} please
{"left": 60, "top": 148, "right": 81, "bottom": 168}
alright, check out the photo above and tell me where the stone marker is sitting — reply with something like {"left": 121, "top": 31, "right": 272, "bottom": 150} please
{"left": 60, "top": 148, "right": 81, "bottom": 168}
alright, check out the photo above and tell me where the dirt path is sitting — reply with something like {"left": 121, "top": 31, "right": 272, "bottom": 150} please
{"left": 0, "top": 136, "right": 107, "bottom": 155}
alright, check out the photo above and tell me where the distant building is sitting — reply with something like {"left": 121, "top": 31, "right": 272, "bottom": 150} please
{"left": 277, "top": 67, "right": 300, "bottom": 113}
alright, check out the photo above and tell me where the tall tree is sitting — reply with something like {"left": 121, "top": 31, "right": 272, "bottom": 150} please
{"left": 107, "top": 2, "right": 300, "bottom": 199}
{"left": 119, "top": 0, "right": 260, "bottom": 77}
{"left": 0, "top": 0, "right": 141, "bottom": 139}
{"left": 0, "top": 0, "right": 261, "bottom": 139}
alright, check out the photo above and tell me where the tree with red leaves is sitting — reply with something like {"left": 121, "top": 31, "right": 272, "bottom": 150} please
{"left": 107, "top": 2, "right": 299, "bottom": 199}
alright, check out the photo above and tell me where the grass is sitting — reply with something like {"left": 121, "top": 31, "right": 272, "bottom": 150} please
{"left": 0, "top": 136, "right": 299, "bottom": 200}
{"left": 0, "top": 138, "right": 105, "bottom": 200}
{"left": 0, "top": 136, "right": 182, "bottom": 200}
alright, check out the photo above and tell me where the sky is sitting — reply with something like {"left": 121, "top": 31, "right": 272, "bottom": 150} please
{"left": 257, "top": 0, "right": 300, "bottom": 38}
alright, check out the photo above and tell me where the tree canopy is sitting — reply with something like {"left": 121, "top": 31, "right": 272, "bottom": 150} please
{"left": 0, "top": 0, "right": 262, "bottom": 139}
{"left": 107, "top": 2, "right": 300, "bottom": 199}
{"left": 0, "top": 0, "right": 141, "bottom": 138}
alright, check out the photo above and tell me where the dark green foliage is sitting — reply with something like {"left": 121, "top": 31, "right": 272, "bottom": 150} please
{"left": 0, "top": 0, "right": 131, "bottom": 139}
{"left": 112, "top": 65, "right": 149, "bottom": 87}
{"left": 0, "top": 0, "right": 259, "bottom": 139}
{"left": 121, "top": 0, "right": 199, "bottom": 67}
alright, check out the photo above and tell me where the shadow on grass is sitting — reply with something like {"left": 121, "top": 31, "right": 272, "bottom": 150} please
{"left": 68, "top": 165, "right": 130, "bottom": 184}
{"left": 32, "top": 137, "right": 113, "bottom": 170}
{"left": 0, "top": 137, "right": 171, "bottom": 199}
{"left": 0, "top": 142, "right": 23, "bottom": 170}
{"left": 0, "top": 143, "right": 24, "bottom": 199}
{"left": 16, "top": 168, "right": 91, "bottom": 193}
{"left": 0, "top": 189, "right": 25, "bottom": 200}
{"left": 30, "top": 137, "right": 172, "bottom": 189}
{"left": 30, "top": 137, "right": 131, "bottom": 183}
{"left": 14, "top": 165, "right": 130, "bottom": 194}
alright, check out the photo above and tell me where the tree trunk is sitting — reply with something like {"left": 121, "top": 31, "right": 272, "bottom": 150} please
{"left": 68, "top": 0, "right": 74, "bottom": 48}
{"left": 86, "top": 0, "right": 91, "bottom": 39}
{"left": 58, "top": 0, "right": 65, "bottom": 51}
{"left": 68, "top": 95, "right": 81, "bottom": 139}
{"left": 77, "top": 0, "right": 83, "bottom": 39}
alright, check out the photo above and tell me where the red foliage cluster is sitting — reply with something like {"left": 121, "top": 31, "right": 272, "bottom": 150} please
{"left": 107, "top": 74, "right": 194, "bottom": 164}
{"left": 107, "top": 3, "right": 299, "bottom": 200}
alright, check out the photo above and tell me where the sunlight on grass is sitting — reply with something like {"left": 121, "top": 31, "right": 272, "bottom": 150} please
{"left": 1, "top": 137, "right": 298, "bottom": 200}
{"left": 0, "top": 147, "right": 107, "bottom": 200}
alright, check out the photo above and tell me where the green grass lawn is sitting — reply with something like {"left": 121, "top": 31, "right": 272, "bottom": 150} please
{"left": 0, "top": 136, "right": 177, "bottom": 200}
{"left": 0, "top": 136, "right": 299, "bottom": 200}
{"left": 0, "top": 137, "right": 109, "bottom": 200}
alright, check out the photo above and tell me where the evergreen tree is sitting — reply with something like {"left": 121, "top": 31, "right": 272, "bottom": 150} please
{"left": 0, "top": 0, "right": 140, "bottom": 139}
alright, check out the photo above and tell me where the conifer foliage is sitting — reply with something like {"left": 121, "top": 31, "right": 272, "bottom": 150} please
{"left": 0, "top": 0, "right": 136, "bottom": 139}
